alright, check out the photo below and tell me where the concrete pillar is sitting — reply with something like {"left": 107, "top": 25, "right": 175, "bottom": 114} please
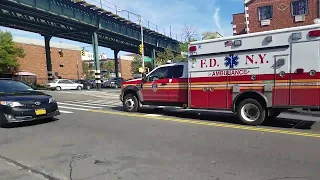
{"left": 44, "top": 35, "right": 53, "bottom": 82}
{"left": 114, "top": 49, "right": 120, "bottom": 77}
{"left": 92, "top": 31, "right": 101, "bottom": 90}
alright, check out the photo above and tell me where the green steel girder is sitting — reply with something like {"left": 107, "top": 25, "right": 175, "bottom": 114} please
{"left": 0, "top": 4, "right": 142, "bottom": 51}
{"left": 0, "top": 0, "right": 180, "bottom": 53}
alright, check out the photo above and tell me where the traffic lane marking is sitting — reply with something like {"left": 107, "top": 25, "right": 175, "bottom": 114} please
{"left": 58, "top": 102, "right": 103, "bottom": 109}
{"left": 89, "top": 109, "right": 320, "bottom": 139}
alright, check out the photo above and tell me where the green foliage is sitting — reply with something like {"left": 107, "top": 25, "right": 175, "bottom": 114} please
{"left": 202, "top": 32, "right": 219, "bottom": 40}
{"left": 0, "top": 31, "right": 25, "bottom": 72}
{"left": 131, "top": 55, "right": 153, "bottom": 74}
{"left": 155, "top": 48, "right": 175, "bottom": 66}
{"left": 179, "top": 42, "right": 188, "bottom": 52}
{"left": 82, "top": 62, "right": 93, "bottom": 79}
{"left": 103, "top": 60, "right": 115, "bottom": 73}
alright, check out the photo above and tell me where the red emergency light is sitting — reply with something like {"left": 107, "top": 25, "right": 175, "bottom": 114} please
{"left": 189, "top": 46, "right": 197, "bottom": 52}
{"left": 308, "top": 30, "right": 320, "bottom": 37}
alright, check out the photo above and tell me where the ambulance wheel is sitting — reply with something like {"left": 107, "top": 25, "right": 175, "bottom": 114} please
{"left": 123, "top": 94, "right": 139, "bottom": 112}
{"left": 236, "top": 98, "right": 267, "bottom": 126}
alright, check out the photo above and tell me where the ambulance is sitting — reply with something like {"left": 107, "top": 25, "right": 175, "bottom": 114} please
{"left": 120, "top": 24, "right": 320, "bottom": 125}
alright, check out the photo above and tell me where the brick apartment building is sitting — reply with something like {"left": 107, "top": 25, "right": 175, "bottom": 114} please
{"left": 13, "top": 36, "right": 83, "bottom": 85}
{"left": 233, "top": 0, "right": 320, "bottom": 35}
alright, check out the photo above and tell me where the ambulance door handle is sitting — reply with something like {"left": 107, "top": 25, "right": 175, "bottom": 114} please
{"left": 203, "top": 87, "right": 207, "bottom": 92}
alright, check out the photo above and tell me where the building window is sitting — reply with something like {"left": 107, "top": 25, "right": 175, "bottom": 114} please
{"left": 291, "top": 0, "right": 308, "bottom": 16}
{"left": 258, "top": 6, "right": 273, "bottom": 20}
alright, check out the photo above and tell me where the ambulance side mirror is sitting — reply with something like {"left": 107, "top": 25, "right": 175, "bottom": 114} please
{"left": 142, "top": 73, "right": 147, "bottom": 82}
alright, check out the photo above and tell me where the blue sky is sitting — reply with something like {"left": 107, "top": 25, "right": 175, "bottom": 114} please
{"left": 0, "top": 0, "right": 244, "bottom": 58}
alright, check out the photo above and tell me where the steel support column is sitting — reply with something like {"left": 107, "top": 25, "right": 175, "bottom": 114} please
{"left": 114, "top": 49, "right": 120, "bottom": 78}
{"left": 92, "top": 31, "right": 101, "bottom": 90}
{"left": 151, "top": 48, "right": 156, "bottom": 69}
{"left": 44, "top": 35, "right": 53, "bottom": 82}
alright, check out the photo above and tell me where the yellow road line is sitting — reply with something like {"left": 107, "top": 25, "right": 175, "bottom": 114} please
{"left": 89, "top": 109, "right": 320, "bottom": 139}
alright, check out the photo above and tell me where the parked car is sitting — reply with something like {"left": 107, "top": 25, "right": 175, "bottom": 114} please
{"left": 74, "top": 79, "right": 93, "bottom": 90}
{"left": 0, "top": 79, "right": 60, "bottom": 127}
{"left": 46, "top": 79, "right": 83, "bottom": 91}
{"left": 104, "top": 77, "right": 125, "bottom": 88}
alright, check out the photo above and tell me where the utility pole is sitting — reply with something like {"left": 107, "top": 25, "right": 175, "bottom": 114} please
{"left": 140, "top": 15, "right": 144, "bottom": 69}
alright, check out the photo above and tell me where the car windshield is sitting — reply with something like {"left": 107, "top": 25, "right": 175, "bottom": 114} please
{"left": 0, "top": 80, "right": 34, "bottom": 93}
{"left": 52, "top": 79, "right": 59, "bottom": 83}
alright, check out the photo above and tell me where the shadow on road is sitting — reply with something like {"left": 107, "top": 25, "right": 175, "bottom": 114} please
{"left": 2, "top": 118, "right": 59, "bottom": 128}
{"left": 110, "top": 106, "right": 316, "bottom": 130}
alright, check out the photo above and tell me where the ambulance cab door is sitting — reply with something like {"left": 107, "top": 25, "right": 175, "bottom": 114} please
{"left": 290, "top": 41, "right": 319, "bottom": 106}
{"left": 167, "top": 64, "right": 188, "bottom": 104}
{"left": 142, "top": 66, "right": 170, "bottom": 102}
{"left": 273, "top": 54, "right": 290, "bottom": 106}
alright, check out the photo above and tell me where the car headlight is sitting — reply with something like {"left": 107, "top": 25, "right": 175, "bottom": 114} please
{"left": 48, "top": 97, "right": 56, "bottom": 103}
{"left": 0, "top": 101, "right": 23, "bottom": 107}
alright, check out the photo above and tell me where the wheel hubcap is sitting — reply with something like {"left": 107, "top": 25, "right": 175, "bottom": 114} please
{"left": 241, "top": 103, "right": 260, "bottom": 122}
{"left": 125, "top": 98, "right": 135, "bottom": 110}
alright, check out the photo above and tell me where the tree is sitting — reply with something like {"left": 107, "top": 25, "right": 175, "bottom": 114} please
{"left": 131, "top": 55, "right": 153, "bottom": 74}
{"left": 102, "top": 60, "right": 115, "bottom": 74}
{"left": 155, "top": 48, "right": 175, "bottom": 66}
{"left": 0, "top": 31, "right": 25, "bottom": 72}
{"left": 82, "top": 61, "right": 93, "bottom": 79}
{"left": 181, "top": 24, "right": 198, "bottom": 42}
{"left": 202, "top": 31, "right": 220, "bottom": 40}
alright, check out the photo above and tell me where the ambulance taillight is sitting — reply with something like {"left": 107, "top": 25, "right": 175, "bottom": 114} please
{"left": 189, "top": 46, "right": 197, "bottom": 52}
{"left": 308, "top": 30, "right": 320, "bottom": 37}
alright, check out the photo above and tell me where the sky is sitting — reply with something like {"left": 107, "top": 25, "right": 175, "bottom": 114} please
{"left": 0, "top": 0, "right": 244, "bottom": 58}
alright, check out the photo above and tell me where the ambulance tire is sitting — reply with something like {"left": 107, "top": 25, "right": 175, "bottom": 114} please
{"left": 123, "top": 94, "right": 139, "bottom": 112}
{"left": 236, "top": 98, "right": 267, "bottom": 126}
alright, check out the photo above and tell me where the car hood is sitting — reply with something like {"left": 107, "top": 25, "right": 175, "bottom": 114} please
{"left": 0, "top": 91, "right": 51, "bottom": 102}
{"left": 123, "top": 78, "right": 142, "bottom": 85}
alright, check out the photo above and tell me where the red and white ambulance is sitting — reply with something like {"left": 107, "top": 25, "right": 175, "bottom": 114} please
{"left": 120, "top": 24, "right": 320, "bottom": 125}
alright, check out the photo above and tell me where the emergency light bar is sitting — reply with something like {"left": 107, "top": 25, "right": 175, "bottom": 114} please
{"left": 189, "top": 46, "right": 197, "bottom": 52}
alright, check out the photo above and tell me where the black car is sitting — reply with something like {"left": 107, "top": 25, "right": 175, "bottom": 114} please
{"left": 0, "top": 79, "right": 60, "bottom": 127}
{"left": 74, "top": 79, "right": 94, "bottom": 90}
{"left": 104, "top": 77, "right": 125, "bottom": 88}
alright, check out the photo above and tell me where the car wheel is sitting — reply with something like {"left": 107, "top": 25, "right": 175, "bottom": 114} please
{"left": 115, "top": 84, "right": 118, "bottom": 89}
{"left": 236, "top": 98, "right": 266, "bottom": 126}
{"left": 77, "top": 86, "right": 82, "bottom": 90}
{"left": 0, "top": 113, "right": 8, "bottom": 128}
{"left": 86, "top": 85, "right": 91, "bottom": 90}
{"left": 56, "top": 86, "right": 61, "bottom": 91}
{"left": 123, "top": 94, "right": 139, "bottom": 112}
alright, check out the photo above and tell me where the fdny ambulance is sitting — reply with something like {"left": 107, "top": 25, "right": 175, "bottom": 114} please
{"left": 120, "top": 24, "right": 320, "bottom": 125}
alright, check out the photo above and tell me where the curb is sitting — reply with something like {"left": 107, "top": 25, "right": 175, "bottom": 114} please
{"left": 284, "top": 110, "right": 320, "bottom": 117}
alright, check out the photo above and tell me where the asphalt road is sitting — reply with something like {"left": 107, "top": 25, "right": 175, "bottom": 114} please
{"left": 0, "top": 89, "right": 319, "bottom": 180}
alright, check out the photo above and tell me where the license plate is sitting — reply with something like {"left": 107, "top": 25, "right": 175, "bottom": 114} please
{"left": 35, "top": 109, "right": 46, "bottom": 115}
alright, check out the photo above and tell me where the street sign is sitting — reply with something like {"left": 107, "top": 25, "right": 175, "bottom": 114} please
{"left": 144, "top": 57, "right": 153, "bottom": 62}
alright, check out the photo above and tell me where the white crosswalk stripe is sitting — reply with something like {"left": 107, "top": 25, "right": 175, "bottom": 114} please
{"left": 57, "top": 99, "right": 122, "bottom": 114}
{"left": 59, "top": 110, "right": 74, "bottom": 114}
{"left": 58, "top": 102, "right": 104, "bottom": 109}
{"left": 46, "top": 90, "right": 120, "bottom": 98}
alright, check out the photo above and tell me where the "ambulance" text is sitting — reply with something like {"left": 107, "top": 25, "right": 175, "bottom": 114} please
{"left": 209, "top": 69, "right": 249, "bottom": 76}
